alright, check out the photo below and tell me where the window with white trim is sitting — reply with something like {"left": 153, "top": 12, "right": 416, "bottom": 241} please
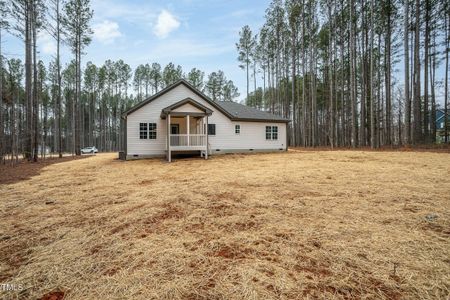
{"left": 140, "top": 123, "right": 148, "bottom": 139}
{"left": 149, "top": 123, "right": 157, "bottom": 139}
{"left": 139, "top": 123, "right": 157, "bottom": 139}
{"left": 235, "top": 124, "right": 240, "bottom": 134}
{"left": 208, "top": 124, "right": 216, "bottom": 135}
{"left": 266, "top": 126, "right": 278, "bottom": 140}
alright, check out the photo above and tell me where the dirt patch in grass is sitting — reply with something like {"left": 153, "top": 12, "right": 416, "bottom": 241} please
{"left": 0, "top": 151, "right": 449, "bottom": 299}
{"left": 40, "top": 291, "right": 65, "bottom": 300}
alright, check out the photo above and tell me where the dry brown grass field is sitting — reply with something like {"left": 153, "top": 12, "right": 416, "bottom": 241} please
{"left": 0, "top": 150, "right": 449, "bottom": 299}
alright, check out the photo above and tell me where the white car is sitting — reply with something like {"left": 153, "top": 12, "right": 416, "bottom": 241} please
{"left": 81, "top": 146, "right": 98, "bottom": 154}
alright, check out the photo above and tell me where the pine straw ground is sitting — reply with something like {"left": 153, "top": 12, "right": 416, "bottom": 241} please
{"left": 0, "top": 151, "right": 449, "bottom": 300}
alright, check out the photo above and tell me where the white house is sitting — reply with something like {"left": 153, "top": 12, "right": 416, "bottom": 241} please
{"left": 121, "top": 79, "right": 289, "bottom": 161}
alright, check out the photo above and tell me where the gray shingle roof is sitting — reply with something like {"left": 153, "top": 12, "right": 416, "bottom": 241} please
{"left": 216, "top": 101, "right": 289, "bottom": 123}
{"left": 122, "top": 79, "right": 289, "bottom": 123}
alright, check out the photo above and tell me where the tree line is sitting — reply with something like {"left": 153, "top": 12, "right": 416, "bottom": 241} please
{"left": 0, "top": 0, "right": 239, "bottom": 164}
{"left": 237, "top": 0, "right": 449, "bottom": 147}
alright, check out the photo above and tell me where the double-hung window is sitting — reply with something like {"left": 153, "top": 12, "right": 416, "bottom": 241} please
{"left": 139, "top": 123, "right": 148, "bottom": 139}
{"left": 266, "top": 126, "right": 278, "bottom": 140}
{"left": 235, "top": 124, "right": 240, "bottom": 134}
{"left": 148, "top": 123, "right": 157, "bottom": 139}
{"left": 139, "top": 122, "right": 157, "bottom": 139}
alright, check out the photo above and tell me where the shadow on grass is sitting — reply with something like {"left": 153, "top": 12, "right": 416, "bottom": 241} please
{"left": 289, "top": 144, "right": 450, "bottom": 153}
{"left": 0, "top": 155, "right": 88, "bottom": 185}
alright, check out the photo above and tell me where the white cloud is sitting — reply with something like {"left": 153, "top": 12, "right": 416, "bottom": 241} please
{"left": 153, "top": 10, "right": 180, "bottom": 38}
{"left": 37, "top": 32, "right": 56, "bottom": 55}
{"left": 93, "top": 20, "right": 122, "bottom": 44}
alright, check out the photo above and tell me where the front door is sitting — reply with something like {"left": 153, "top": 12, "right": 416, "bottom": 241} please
{"left": 170, "top": 124, "right": 180, "bottom": 146}
{"left": 170, "top": 124, "right": 179, "bottom": 134}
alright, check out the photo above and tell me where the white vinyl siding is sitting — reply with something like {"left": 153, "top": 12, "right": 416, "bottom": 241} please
{"left": 126, "top": 84, "right": 287, "bottom": 156}
{"left": 172, "top": 103, "right": 203, "bottom": 113}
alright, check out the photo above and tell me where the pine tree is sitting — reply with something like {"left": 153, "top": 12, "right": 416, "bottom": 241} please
{"left": 236, "top": 25, "right": 255, "bottom": 102}
{"left": 187, "top": 68, "right": 204, "bottom": 90}
{"left": 62, "top": 0, "right": 93, "bottom": 155}
{"left": 0, "top": 0, "right": 9, "bottom": 162}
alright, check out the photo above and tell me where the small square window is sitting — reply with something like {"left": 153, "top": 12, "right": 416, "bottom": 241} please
{"left": 208, "top": 124, "right": 216, "bottom": 135}
{"left": 235, "top": 125, "right": 240, "bottom": 134}
{"left": 139, "top": 123, "right": 148, "bottom": 139}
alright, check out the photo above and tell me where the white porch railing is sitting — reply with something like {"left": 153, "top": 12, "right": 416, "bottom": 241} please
{"left": 170, "top": 134, "right": 206, "bottom": 147}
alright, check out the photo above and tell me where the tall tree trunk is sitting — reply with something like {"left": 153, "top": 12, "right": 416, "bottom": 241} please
{"left": 370, "top": 0, "right": 376, "bottom": 148}
{"left": 291, "top": 23, "right": 297, "bottom": 146}
{"left": 253, "top": 61, "right": 257, "bottom": 105}
{"left": 0, "top": 26, "right": 3, "bottom": 163}
{"left": 340, "top": 0, "right": 345, "bottom": 147}
{"left": 25, "top": 0, "right": 33, "bottom": 160}
{"left": 429, "top": 38, "right": 436, "bottom": 143}
{"left": 445, "top": 12, "right": 449, "bottom": 143}
{"left": 328, "top": 0, "right": 334, "bottom": 148}
{"left": 11, "top": 89, "right": 16, "bottom": 164}
{"left": 398, "top": 94, "right": 402, "bottom": 145}
{"left": 32, "top": 5, "right": 39, "bottom": 162}
{"left": 413, "top": 0, "right": 421, "bottom": 143}
{"left": 75, "top": 36, "right": 81, "bottom": 155}
{"left": 360, "top": 0, "right": 366, "bottom": 146}
{"left": 404, "top": 0, "right": 411, "bottom": 144}
{"left": 349, "top": 0, "right": 357, "bottom": 147}
{"left": 423, "top": 0, "right": 430, "bottom": 141}
{"left": 302, "top": 1, "right": 307, "bottom": 147}
{"left": 246, "top": 53, "right": 249, "bottom": 102}
{"left": 385, "top": 0, "right": 392, "bottom": 145}
{"left": 43, "top": 90, "right": 48, "bottom": 158}
{"left": 376, "top": 33, "right": 382, "bottom": 148}
{"left": 56, "top": 0, "right": 63, "bottom": 157}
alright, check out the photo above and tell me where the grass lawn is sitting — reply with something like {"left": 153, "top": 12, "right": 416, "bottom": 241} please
{"left": 0, "top": 151, "right": 449, "bottom": 299}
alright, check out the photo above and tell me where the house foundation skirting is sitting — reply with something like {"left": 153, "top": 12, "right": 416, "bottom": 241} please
{"left": 124, "top": 148, "right": 286, "bottom": 160}
{"left": 209, "top": 148, "right": 286, "bottom": 155}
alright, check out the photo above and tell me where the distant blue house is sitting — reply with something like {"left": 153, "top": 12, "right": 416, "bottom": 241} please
{"left": 436, "top": 109, "right": 450, "bottom": 143}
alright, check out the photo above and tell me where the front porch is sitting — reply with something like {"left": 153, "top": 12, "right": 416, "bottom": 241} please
{"left": 161, "top": 98, "right": 212, "bottom": 162}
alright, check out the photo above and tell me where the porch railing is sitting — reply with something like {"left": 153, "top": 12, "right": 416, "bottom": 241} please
{"left": 170, "top": 134, "right": 206, "bottom": 147}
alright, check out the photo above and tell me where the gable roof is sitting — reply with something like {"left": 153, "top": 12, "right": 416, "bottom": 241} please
{"left": 161, "top": 97, "right": 213, "bottom": 118}
{"left": 122, "top": 79, "right": 212, "bottom": 117}
{"left": 122, "top": 79, "right": 289, "bottom": 123}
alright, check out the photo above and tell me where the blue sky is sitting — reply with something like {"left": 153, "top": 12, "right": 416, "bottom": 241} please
{"left": 4, "top": 0, "right": 270, "bottom": 101}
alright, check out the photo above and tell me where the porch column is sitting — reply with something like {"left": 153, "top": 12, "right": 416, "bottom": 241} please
{"left": 186, "top": 114, "right": 190, "bottom": 146}
{"left": 168, "top": 113, "right": 171, "bottom": 162}
{"left": 205, "top": 115, "right": 208, "bottom": 160}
